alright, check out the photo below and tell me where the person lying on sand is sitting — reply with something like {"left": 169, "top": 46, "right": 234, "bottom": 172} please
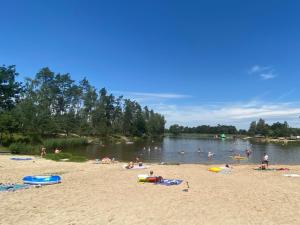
{"left": 125, "top": 161, "right": 134, "bottom": 169}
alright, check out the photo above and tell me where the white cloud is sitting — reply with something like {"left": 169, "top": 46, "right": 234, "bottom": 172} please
{"left": 113, "top": 91, "right": 300, "bottom": 129}
{"left": 260, "top": 72, "right": 277, "bottom": 80}
{"left": 150, "top": 101, "right": 300, "bottom": 129}
{"left": 112, "top": 91, "right": 191, "bottom": 103}
{"left": 248, "top": 65, "right": 277, "bottom": 80}
{"left": 248, "top": 65, "right": 271, "bottom": 74}
{"left": 122, "top": 91, "right": 191, "bottom": 99}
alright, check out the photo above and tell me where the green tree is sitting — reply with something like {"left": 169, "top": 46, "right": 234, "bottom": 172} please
{"left": 248, "top": 121, "right": 257, "bottom": 135}
{"left": 0, "top": 65, "right": 22, "bottom": 111}
{"left": 169, "top": 124, "right": 181, "bottom": 135}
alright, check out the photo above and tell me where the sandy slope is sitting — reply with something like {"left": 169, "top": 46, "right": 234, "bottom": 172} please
{"left": 1, "top": 155, "right": 300, "bottom": 225}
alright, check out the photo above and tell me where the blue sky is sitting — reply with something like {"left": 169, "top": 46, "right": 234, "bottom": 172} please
{"left": 1, "top": 0, "right": 300, "bottom": 128}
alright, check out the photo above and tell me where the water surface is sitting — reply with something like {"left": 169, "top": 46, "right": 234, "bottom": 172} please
{"left": 65, "top": 137, "right": 300, "bottom": 164}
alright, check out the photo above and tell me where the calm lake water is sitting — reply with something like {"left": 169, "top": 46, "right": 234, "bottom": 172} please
{"left": 65, "top": 137, "right": 300, "bottom": 165}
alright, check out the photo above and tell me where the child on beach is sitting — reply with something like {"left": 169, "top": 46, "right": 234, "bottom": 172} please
{"left": 262, "top": 153, "right": 269, "bottom": 167}
{"left": 40, "top": 146, "right": 46, "bottom": 157}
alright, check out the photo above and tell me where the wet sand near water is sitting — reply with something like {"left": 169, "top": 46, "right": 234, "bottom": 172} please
{"left": 1, "top": 155, "right": 300, "bottom": 225}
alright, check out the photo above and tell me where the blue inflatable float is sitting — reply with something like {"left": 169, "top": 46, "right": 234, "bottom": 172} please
{"left": 10, "top": 157, "right": 32, "bottom": 161}
{"left": 23, "top": 175, "right": 61, "bottom": 185}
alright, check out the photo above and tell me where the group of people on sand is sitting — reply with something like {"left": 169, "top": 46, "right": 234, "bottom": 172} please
{"left": 100, "top": 157, "right": 115, "bottom": 164}
{"left": 40, "top": 146, "right": 62, "bottom": 157}
{"left": 125, "top": 157, "right": 143, "bottom": 169}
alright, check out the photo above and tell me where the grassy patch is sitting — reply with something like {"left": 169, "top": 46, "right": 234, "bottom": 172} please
{"left": 9, "top": 143, "right": 39, "bottom": 154}
{"left": 45, "top": 153, "right": 87, "bottom": 162}
{"left": 43, "top": 138, "right": 88, "bottom": 150}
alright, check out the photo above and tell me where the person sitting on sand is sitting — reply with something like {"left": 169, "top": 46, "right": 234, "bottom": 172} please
{"left": 40, "top": 146, "right": 46, "bottom": 157}
{"left": 54, "top": 148, "right": 61, "bottom": 154}
{"left": 262, "top": 153, "right": 269, "bottom": 167}
{"left": 101, "top": 157, "right": 111, "bottom": 164}
{"left": 126, "top": 161, "right": 134, "bottom": 169}
{"left": 258, "top": 162, "right": 267, "bottom": 170}
{"left": 149, "top": 170, "right": 154, "bottom": 176}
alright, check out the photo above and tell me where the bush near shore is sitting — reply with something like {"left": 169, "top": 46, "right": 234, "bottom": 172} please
{"left": 8, "top": 137, "right": 88, "bottom": 155}
{"left": 44, "top": 153, "right": 87, "bottom": 162}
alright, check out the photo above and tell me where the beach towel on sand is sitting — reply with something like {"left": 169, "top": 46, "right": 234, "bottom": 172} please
{"left": 10, "top": 157, "right": 32, "bottom": 161}
{"left": 123, "top": 165, "right": 148, "bottom": 170}
{"left": 283, "top": 174, "right": 300, "bottom": 177}
{"left": 254, "top": 168, "right": 289, "bottom": 171}
{"left": 0, "top": 184, "right": 30, "bottom": 192}
{"left": 155, "top": 179, "right": 183, "bottom": 186}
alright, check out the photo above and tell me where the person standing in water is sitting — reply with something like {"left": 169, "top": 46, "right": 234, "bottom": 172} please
{"left": 208, "top": 152, "right": 214, "bottom": 160}
{"left": 246, "top": 149, "right": 252, "bottom": 158}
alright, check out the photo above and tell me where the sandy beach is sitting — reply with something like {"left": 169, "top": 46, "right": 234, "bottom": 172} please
{"left": 1, "top": 155, "right": 300, "bottom": 225}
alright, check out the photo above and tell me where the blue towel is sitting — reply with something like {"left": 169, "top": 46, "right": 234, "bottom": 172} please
{"left": 10, "top": 157, "right": 32, "bottom": 161}
{"left": 0, "top": 184, "right": 30, "bottom": 192}
{"left": 155, "top": 179, "right": 183, "bottom": 186}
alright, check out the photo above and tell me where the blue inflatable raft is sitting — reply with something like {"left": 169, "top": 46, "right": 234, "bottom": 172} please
{"left": 10, "top": 157, "right": 32, "bottom": 160}
{"left": 23, "top": 175, "right": 61, "bottom": 185}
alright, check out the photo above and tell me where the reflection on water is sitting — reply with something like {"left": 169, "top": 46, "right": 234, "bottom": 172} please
{"left": 64, "top": 137, "right": 300, "bottom": 164}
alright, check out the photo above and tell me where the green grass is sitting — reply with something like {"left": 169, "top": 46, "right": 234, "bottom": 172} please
{"left": 42, "top": 138, "right": 88, "bottom": 150}
{"left": 5, "top": 136, "right": 88, "bottom": 155}
{"left": 44, "top": 153, "right": 87, "bottom": 162}
{"left": 8, "top": 143, "right": 39, "bottom": 154}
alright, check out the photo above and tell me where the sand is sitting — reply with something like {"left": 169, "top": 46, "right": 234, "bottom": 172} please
{"left": 1, "top": 155, "right": 300, "bottom": 225}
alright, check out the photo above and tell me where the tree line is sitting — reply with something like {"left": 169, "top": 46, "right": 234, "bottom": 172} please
{"left": 0, "top": 65, "right": 165, "bottom": 143}
{"left": 248, "top": 118, "right": 300, "bottom": 137}
{"left": 168, "top": 119, "right": 300, "bottom": 137}
{"left": 168, "top": 124, "right": 239, "bottom": 135}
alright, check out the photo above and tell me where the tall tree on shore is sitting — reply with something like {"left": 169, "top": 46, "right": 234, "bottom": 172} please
{"left": 0, "top": 65, "right": 22, "bottom": 111}
{"left": 248, "top": 121, "right": 257, "bottom": 135}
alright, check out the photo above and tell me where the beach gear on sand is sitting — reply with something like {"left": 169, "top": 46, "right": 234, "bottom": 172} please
{"left": 254, "top": 168, "right": 277, "bottom": 171}
{"left": 138, "top": 174, "right": 148, "bottom": 182}
{"left": 254, "top": 168, "right": 290, "bottom": 171}
{"left": 208, "top": 167, "right": 222, "bottom": 172}
{"left": 230, "top": 156, "right": 247, "bottom": 160}
{"left": 137, "top": 174, "right": 163, "bottom": 183}
{"left": 23, "top": 175, "right": 61, "bottom": 185}
{"left": 208, "top": 167, "right": 231, "bottom": 173}
{"left": 283, "top": 174, "right": 300, "bottom": 177}
{"left": 155, "top": 179, "right": 183, "bottom": 186}
{"left": 138, "top": 175, "right": 182, "bottom": 185}
{"left": 0, "top": 184, "right": 30, "bottom": 192}
{"left": 10, "top": 157, "right": 32, "bottom": 161}
{"left": 138, "top": 175, "right": 162, "bottom": 183}
{"left": 123, "top": 165, "right": 148, "bottom": 170}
